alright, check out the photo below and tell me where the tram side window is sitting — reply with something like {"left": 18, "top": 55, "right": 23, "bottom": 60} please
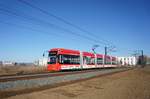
{"left": 105, "top": 57, "right": 111, "bottom": 64}
{"left": 112, "top": 61, "right": 114, "bottom": 64}
{"left": 97, "top": 58, "right": 103, "bottom": 65}
{"left": 112, "top": 61, "right": 116, "bottom": 65}
{"left": 60, "top": 55, "right": 80, "bottom": 64}
{"left": 83, "top": 57, "right": 95, "bottom": 65}
{"left": 106, "top": 62, "right": 111, "bottom": 64}
{"left": 112, "top": 59, "right": 116, "bottom": 65}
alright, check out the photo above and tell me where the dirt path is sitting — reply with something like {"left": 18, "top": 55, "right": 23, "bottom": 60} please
{"left": 5, "top": 66, "right": 150, "bottom": 99}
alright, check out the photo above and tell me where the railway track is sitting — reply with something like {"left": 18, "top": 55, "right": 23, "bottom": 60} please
{"left": 0, "top": 69, "right": 108, "bottom": 82}
{"left": 0, "top": 67, "right": 132, "bottom": 98}
{"left": 0, "top": 68, "right": 132, "bottom": 91}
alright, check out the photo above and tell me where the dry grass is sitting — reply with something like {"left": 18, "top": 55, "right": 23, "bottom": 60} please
{"left": 0, "top": 65, "right": 47, "bottom": 76}
{"left": 4, "top": 65, "right": 150, "bottom": 99}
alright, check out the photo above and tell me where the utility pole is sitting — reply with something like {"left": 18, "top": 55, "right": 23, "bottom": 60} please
{"left": 133, "top": 50, "right": 144, "bottom": 67}
{"left": 92, "top": 45, "right": 115, "bottom": 66}
{"left": 104, "top": 46, "right": 116, "bottom": 65}
{"left": 104, "top": 46, "right": 107, "bottom": 65}
{"left": 141, "top": 50, "right": 144, "bottom": 67}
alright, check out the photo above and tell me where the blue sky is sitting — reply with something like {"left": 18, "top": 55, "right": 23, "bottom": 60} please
{"left": 0, "top": 0, "right": 150, "bottom": 62}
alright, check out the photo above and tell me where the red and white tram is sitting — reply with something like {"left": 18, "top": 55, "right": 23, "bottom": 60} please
{"left": 47, "top": 48, "right": 117, "bottom": 71}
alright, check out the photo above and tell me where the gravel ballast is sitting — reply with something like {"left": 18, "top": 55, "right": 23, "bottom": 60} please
{"left": 0, "top": 68, "right": 129, "bottom": 91}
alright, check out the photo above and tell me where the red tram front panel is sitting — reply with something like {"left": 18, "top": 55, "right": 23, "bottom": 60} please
{"left": 47, "top": 48, "right": 81, "bottom": 71}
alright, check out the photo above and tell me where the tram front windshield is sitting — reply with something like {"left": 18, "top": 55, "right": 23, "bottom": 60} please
{"left": 48, "top": 51, "right": 57, "bottom": 64}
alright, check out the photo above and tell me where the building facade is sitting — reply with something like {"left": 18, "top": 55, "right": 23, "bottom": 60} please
{"left": 117, "top": 56, "right": 137, "bottom": 66}
{"left": 34, "top": 58, "right": 48, "bottom": 66}
{"left": 2, "top": 61, "right": 14, "bottom": 66}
